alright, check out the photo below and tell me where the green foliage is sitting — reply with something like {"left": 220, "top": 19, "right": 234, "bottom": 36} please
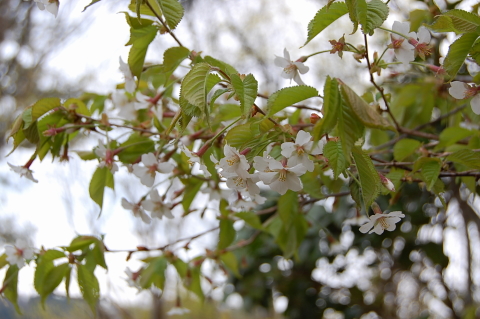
{"left": 180, "top": 63, "right": 212, "bottom": 121}
{"left": 89, "top": 167, "right": 114, "bottom": 212}
{"left": 351, "top": 146, "right": 380, "bottom": 209}
{"left": 443, "top": 32, "right": 479, "bottom": 80}
{"left": 267, "top": 85, "right": 319, "bottom": 116}
{"left": 155, "top": 0, "right": 184, "bottom": 30}
{"left": 230, "top": 73, "right": 258, "bottom": 116}
{"left": 126, "top": 21, "right": 158, "bottom": 79}
{"left": 429, "top": 9, "right": 480, "bottom": 34}
{"left": 304, "top": 2, "right": 349, "bottom": 46}
{"left": 393, "top": 139, "right": 421, "bottom": 161}
{"left": 324, "top": 140, "right": 347, "bottom": 178}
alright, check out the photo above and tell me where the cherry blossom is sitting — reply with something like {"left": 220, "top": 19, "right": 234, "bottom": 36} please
{"left": 141, "top": 189, "right": 174, "bottom": 219}
{"left": 95, "top": 140, "right": 118, "bottom": 174}
{"left": 359, "top": 211, "right": 405, "bottom": 235}
{"left": 34, "top": 0, "right": 59, "bottom": 17}
{"left": 132, "top": 153, "right": 175, "bottom": 187}
{"left": 5, "top": 239, "right": 34, "bottom": 268}
{"left": 449, "top": 81, "right": 480, "bottom": 114}
{"left": 119, "top": 57, "right": 136, "bottom": 93}
{"left": 8, "top": 163, "right": 38, "bottom": 183}
{"left": 181, "top": 145, "right": 211, "bottom": 177}
{"left": 274, "top": 48, "right": 309, "bottom": 85}
{"left": 217, "top": 144, "right": 250, "bottom": 176}
{"left": 121, "top": 198, "right": 151, "bottom": 224}
{"left": 409, "top": 27, "right": 432, "bottom": 60}
{"left": 281, "top": 130, "right": 324, "bottom": 172}
{"left": 225, "top": 170, "right": 261, "bottom": 198}
{"left": 254, "top": 157, "right": 307, "bottom": 195}
{"left": 389, "top": 22, "right": 416, "bottom": 64}
{"left": 125, "top": 268, "right": 142, "bottom": 289}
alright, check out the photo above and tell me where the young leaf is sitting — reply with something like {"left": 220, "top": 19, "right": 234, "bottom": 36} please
{"left": 276, "top": 214, "right": 308, "bottom": 258}
{"left": 162, "top": 46, "right": 190, "bottom": 75}
{"left": 417, "top": 158, "right": 441, "bottom": 191}
{"left": 443, "top": 32, "right": 479, "bottom": 80}
{"left": 340, "top": 81, "right": 395, "bottom": 131}
{"left": 313, "top": 76, "right": 340, "bottom": 139}
{"left": 277, "top": 190, "right": 299, "bottom": 225}
{"left": 127, "top": 25, "right": 158, "bottom": 79}
{"left": 430, "top": 9, "right": 480, "bottom": 34}
{"left": 89, "top": 167, "right": 115, "bottom": 212}
{"left": 181, "top": 177, "right": 204, "bottom": 212}
{"left": 77, "top": 264, "right": 100, "bottom": 312}
{"left": 180, "top": 63, "right": 212, "bottom": 117}
{"left": 156, "top": 0, "right": 184, "bottom": 30}
{"left": 304, "top": 2, "right": 349, "bottom": 46}
{"left": 352, "top": 146, "right": 380, "bottom": 208}
{"left": 220, "top": 251, "right": 241, "bottom": 278}
{"left": 267, "top": 85, "right": 318, "bottom": 116}
{"left": 224, "top": 123, "right": 257, "bottom": 149}
{"left": 436, "top": 127, "right": 473, "bottom": 150}
{"left": 31, "top": 98, "right": 62, "bottom": 123}
{"left": 230, "top": 74, "right": 258, "bottom": 116}
{"left": 447, "top": 149, "right": 480, "bottom": 170}
{"left": 324, "top": 140, "right": 347, "bottom": 179}
{"left": 204, "top": 56, "right": 238, "bottom": 78}
{"left": 218, "top": 219, "right": 235, "bottom": 250}
{"left": 362, "top": 0, "right": 389, "bottom": 35}
{"left": 393, "top": 139, "right": 421, "bottom": 161}
{"left": 41, "top": 263, "right": 70, "bottom": 306}
{"left": 336, "top": 100, "right": 364, "bottom": 159}
{"left": 235, "top": 212, "right": 264, "bottom": 230}
{"left": 117, "top": 133, "right": 155, "bottom": 163}
{"left": 345, "top": 0, "right": 367, "bottom": 34}
{"left": 140, "top": 256, "right": 168, "bottom": 289}
{"left": 3, "top": 265, "right": 20, "bottom": 314}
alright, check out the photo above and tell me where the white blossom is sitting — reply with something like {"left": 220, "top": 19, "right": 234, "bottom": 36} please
{"left": 34, "top": 0, "right": 59, "bottom": 17}
{"left": 274, "top": 48, "right": 309, "bottom": 85}
{"left": 121, "top": 198, "right": 151, "bottom": 224}
{"left": 5, "top": 239, "right": 34, "bottom": 268}
{"left": 254, "top": 157, "right": 307, "bottom": 195}
{"left": 119, "top": 57, "right": 136, "bottom": 93}
{"left": 142, "top": 189, "right": 174, "bottom": 219}
{"left": 8, "top": 163, "right": 38, "bottom": 183}
{"left": 359, "top": 211, "right": 405, "bottom": 235}
{"left": 218, "top": 144, "right": 250, "bottom": 176}
{"left": 132, "top": 153, "right": 174, "bottom": 187}
{"left": 166, "top": 307, "right": 190, "bottom": 316}
{"left": 225, "top": 170, "right": 261, "bottom": 198}
{"left": 390, "top": 21, "right": 416, "bottom": 64}
{"left": 181, "top": 145, "right": 211, "bottom": 177}
{"left": 112, "top": 91, "right": 137, "bottom": 119}
{"left": 449, "top": 81, "right": 480, "bottom": 114}
{"left": 281, "top": 130, "right": 324, "bottom": 172}
{"left": 411, "top": 27, "right": 432, "bottom": 60}
{"left": 95, "top": 140, "right": 119, "bottom": 174}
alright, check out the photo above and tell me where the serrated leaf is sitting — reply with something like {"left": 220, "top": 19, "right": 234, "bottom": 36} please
{"left": 443, "top": 32, "right": 479, "bottom": 80}
{"left": 345, "top": 0, "right": 367, "bottom": 34}
{"left": 224, "top": 123, "right": 256, "bottom": 149}
{"left": 340, "top": 81, "right": 395, "bottom": 130}
{"left": 352, "top": 146, "right": 380, "bottom": 208}
{"left": 124, "top": 8, "right": 156, "bottom": 25}
{"left": 218, "top": 219, "right": 235, "bottom": 250}
{"left": 180, "top": 63, "right": 211, "bottom": 119}
{"left": 77, "top": 264, "right": 99, "bottom": 312}
{"left": 393, "top": 139, "right": 421, "bottom": 161}
{"left": 324, "top": 141, "right": 347, "bottom": 178}
{"left": 220, "top": 252, "right": 241, "bottom": 278}
{"left": 3, "top": 265, "right": 20, "bottom": 314}
{"left": 430, "top": 9, "right": 480, "bottom": 34}
{"left": 64, "top": 98, "right": 91, "bottom": 117}
{"left": 230, "top": 74, "right": 258, "bottom": 116}
{"left": 41, "top": 263, "right": 70, "bottom": 306}
{"left": 362, "top": 0, "right": 389, "bottom": 35}
{"left": 127, "top": 25, "right": 158, "bottom": 79}
{"left": 336, "top": 100, "right": 364, "bottom": 159}
{"left": 235, "top": 212, "right": 263, "bottom": 230}
{"left": 267, "top": 85, "right": 318, "bottom": 116}
{"left": 313, "top": 77, "right": 340, "bottom": 139}
{"left": 447, "top": 149, "right": 480, "bottom": 170}
{"left": 418, "top": 158, "right": 441, "bottom": 191}
{"left": 156, "top": 0, "right": 184, "bottom": 30}
{"left": 117, "top": 133, "right": 155, "bottom": 163}
{"left": 304, "top": 2, "right": 349, "bottom": 46}
{"left": 89, "top": 167, "right": 114, "bottom": 212}
{"left": 140, "top": 256, "right": 167, "bottom": 289}
{"left": 32, "top": 98, "right": 62, "bottom": 123}
{"left": 210, "top": 88, "right": 231, "bottom": 111}
{"left": 204, "top": 56, "right": 238, "bottom": 78}
{"left": 162, "top": 46, "right": 190, "bottom": 74}
{"left": 436, "top": 127, "right": 473, "bottom": 150}
{"left": 278, "top": 191, "right": 299, "bottom": 225}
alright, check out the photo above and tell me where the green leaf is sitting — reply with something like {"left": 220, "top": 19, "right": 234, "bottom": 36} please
{"left": 204, "top": 56, "right": 238, "bottom": 78}
{"left": 67, "top": 236, "right": 97, "bottom": 252}
{"left": 429, "top": 9, "right": 480, "bottom": 34}
{"left": 218, "top": 219, "right": 235, "bottom": 250}
{"left": 278, "top": 191, "right": 299, "bottom": 225}
{"left": 267, "top": 85, "right": 318, "bottom": 116}
{"left": 127, "top": 25, "right": 158, "bottom": 79}
{"left": 180, "top": 63, "right": 212, "bottom": 119}
{"left": 352, "top": 146, "right": 380, "bottom": 208}
{"left": 89, "top": 167, "right": 115, "bottom": 212}
{"left": 187, "top": 266, "right": 204, "bottom": 301}
{"left": 181, "top": 177, "right": 204, "bottom": 212}
{"left": 300, "top": 168, "right": 324, "bottom": 199}
{"left": 304, "top": 2, "right": 349, "bottom": 46}
{"left": 31, "top": 98, "right": 62, "bottom": 123}
{"left": 230, "top": 74, "right": 258, "bottom": 116}
{"left": 235, "top": 212, "right": 263, "bottom": 230}
{"left": 447, "top": 149, "right": 480, "bottom": 170}
{"left": 64, "top": 98, "right": 91, "bottom": 117}
{"left": 77, "top": 264, "right": 100, "bottom": 312}
{"left": 220, "top": 251, "right": 241, "bottom": 278}
{"left": 162, "top": 46, "right": 190, "bottom": 74}
{"left": 3, "top": 265, "right": 20, "bottom": 314}
{"left": 336, "top": 100, "right": 364, "bottom": 159}
{"left": 140, "top": 256, "right": 168, "bottom": 289}
{"left": 443, "top": 32, "right": 479, "bottom": 80}
{"left": 393, "top": 139, "right": 421, "bottom": 161}
{"left": 0, "top": 254, "right": 8, "bottom": 270}
{"left": 340, "top": 81, "right": 395, "bottom": 130}
{"left": 436, "top": 127, "right": 473, "bottom": 150}
{"left": 276, "top": 215, "right": 308, "bottom": 258}
{"left": 156, "top": 0, "right": 184, "bottom": 30}
{"left": 224, "top": 123, "right": 257, "bottom": 149}
{"left": 345, "top": 0, "right": 367, "bottom": 34}
{"left": 416, "top": 158, "right": 441, "bottom": 191}
{"left": 362, "top": 0, "right": 389, "bottom": 35}
{"left": 124, "top": 10, "right": 155, "bottom": 27}
{"left": 313, "top": 76, "right": 340, "bottom": 138}
{"left": 41, "top": 263, "right": 70, "bottom": 306}
{"left": 324, "top": 141, "right": 347, "bottom": 179}
{"left": 210, "top": 88, "right": 231, "bottom": 111}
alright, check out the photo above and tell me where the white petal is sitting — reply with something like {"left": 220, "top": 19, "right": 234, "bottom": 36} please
{"left": 395, "top": 47, "right": 415, "bottom": 64}
{"left": 471, "top": 94, "right": 480, "bottom": 114}
{"left": 288, "top": 163, "right": 308, "bottom": 176}
{"left": 274, "top": 56, "right": 290, "bottom": 68}
{"left": 283, "top": 48, "right": 291, "bottom": 61}
{"left": 157, "top": 162, "right": 175, "bottom": 174}
{"left": 294, "top": 62, "right": 309, "bottom": 74}
{"left": 140, "top": 173, "right": 155, "bottom": 187}
{"left": 281, "top": 142, "right": 295, "bottom": 158}
{"left": 449, "top": 81, "right": 468, "bottom": 99}
{"left": 417, "top": 27, "right": 431, "bottom": 43}
{"left": 292, "top": 72, "right": 305, "bottom": 85}
{"left": 269, "top": 179, "right": 289, "bottom": 195}
{"left": 142, "top": 153, "right": 157, "bottom": 166}
{"left": 371, "top": 223, "right": 385, "bottom": 235}
{"left": 281, "top": 70, "right": 295, "bottom": 80}
{"left": 121, "top": 198, "right": 134, "bottom": 210}
{"left": 359, "top": 221, "right": 373, "bottom": 233}
{"left": 45, "top": 2, "right": 58, "bottom": 17}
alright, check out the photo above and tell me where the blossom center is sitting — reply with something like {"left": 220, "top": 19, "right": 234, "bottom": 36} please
{"left": 378, "top": 217, "right": 389, "bottom": 230}
{"left": 284, "top": 64, "right": 297, "bottom": 74}
{"left": 226, "top": 155, "right": 240, "bottom": 166}
{"left": 278, "top": 169, "right": 287, "bottom": 182}
{"left": 391, "top": 37, "right": 404, "bottom": 49}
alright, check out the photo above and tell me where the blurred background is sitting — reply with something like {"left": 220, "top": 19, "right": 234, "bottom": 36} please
{"left": 1, "top": 0, "right": 480, "bottom": 318}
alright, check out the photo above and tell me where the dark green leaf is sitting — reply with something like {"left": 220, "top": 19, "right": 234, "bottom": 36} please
{"left": 220, "top": 251, "right": 241, "bottom": 278}
{"left": 267, "top": 85, "right": 318, "bottom": 116}
{"left": 393, "top": 139, "right": 421, "bottom": 161}
{"left": 324, "top": 140, "right": 347, "bottom": 179}
{"left": 218, "top": 219, "right": 235, "bottom": 250}
{"left": 127, "top": 25, "right": 158, "bottom": 79}
{"left": 443, "top": 32, "right": 479, "bottom": 80}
